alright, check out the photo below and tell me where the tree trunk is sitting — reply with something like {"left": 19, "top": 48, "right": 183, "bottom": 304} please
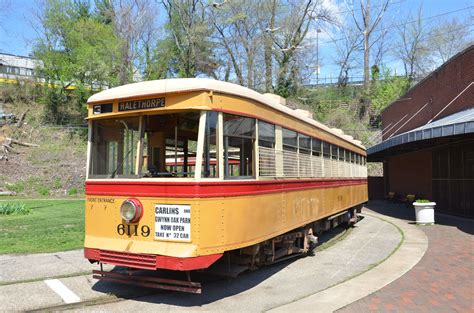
{"left": 363, "top": 32, "right": 370, "bottom": 90}
{"left": 264, "top": 0, "right": 276, "bottom": 93}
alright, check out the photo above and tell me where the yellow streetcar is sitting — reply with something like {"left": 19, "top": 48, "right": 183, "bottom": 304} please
{"left": 84, "top": 78, "right": 368, "bottom": 293}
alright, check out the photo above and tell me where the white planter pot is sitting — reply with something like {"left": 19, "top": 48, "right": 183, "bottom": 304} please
{"left": 413, "top": 202, "right": 436, "bottom": 225}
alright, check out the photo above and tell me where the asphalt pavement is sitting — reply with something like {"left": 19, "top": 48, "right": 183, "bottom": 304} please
{"left": 0, "top": 207, "right": 431, "bottom": 312}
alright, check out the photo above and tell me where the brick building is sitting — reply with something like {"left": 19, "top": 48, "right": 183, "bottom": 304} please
{"left": 368, "top": 45, "right": 474, "bottom": 218}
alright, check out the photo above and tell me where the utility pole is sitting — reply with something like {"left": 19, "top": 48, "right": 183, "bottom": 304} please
{"left": 316, "top": 28, "right": 321, "bottom": 85}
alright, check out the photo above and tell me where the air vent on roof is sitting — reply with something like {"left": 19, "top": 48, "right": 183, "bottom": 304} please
{"left": 262, "top": 93, "right": 287, "bottom": 106}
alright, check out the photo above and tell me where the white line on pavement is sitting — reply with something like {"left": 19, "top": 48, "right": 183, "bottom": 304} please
{"left": 44, "top": 279, "right": 81, "bottom": 304}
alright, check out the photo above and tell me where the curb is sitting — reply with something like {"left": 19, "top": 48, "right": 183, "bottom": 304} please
{"left": 268, "top": 210, "right": 428, "bottom": 313}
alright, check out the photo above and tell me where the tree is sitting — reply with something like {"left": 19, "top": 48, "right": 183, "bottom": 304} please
{"left": 395, "top": 5, "right": 430, "bottom": 83}
{"left": 211, "top": 0, "right": 274, "bottom": 89}
{"left": 95, "top": 0, "right": 160, "bottom": 84}
{"left": 346, "top": 0, "right": 390, "bottom": 120}
{"left": 272, "top": 0, "right": 331, "bottom": 97}
{"left": 428, "top": 18, "right": 473, "bottom": 65}
{"left": 370, "top": 69, "right": 408, "bottom": 124}
{"left": 33, "top": 0, "right": 122, "bottom": 123}
{"left": 155, "top": 0, "right": 216, "bottom": 78}
{"left": 332, "top": 25, "right": 362, "bottom": 88}
{"left": 261, "top": 0, "right": 278, "bottom": 92}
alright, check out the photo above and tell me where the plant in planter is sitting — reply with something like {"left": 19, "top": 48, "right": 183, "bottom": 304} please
{"left": 413, "top": 199, "right": 436, "bottom": 225}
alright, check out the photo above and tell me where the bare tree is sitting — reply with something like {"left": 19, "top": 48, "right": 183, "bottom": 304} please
{"left": 345, "top": 0, "right": 390, "bottom": 119}
{"left": 159, "top": 0, "right": 215, "bottom": 78}
{"left": 371, "top": 21, "right": 390, "bottom": 68}
{"left": 272, "top": 0, "right": 331, "bottom": 97}
{"left": 428, "top": 18, "right": 473, "bottom": 65}
{"left": 395, "top": 5, "right": 429, "bottom": 83}
{"left": 97, "top": 0, "right": 159, "bottom": 84}
{"left": 210, "top": 0, "right": 264, "bottom": 88}
{"left": 332, "top": 25, "right": 362, "bottom": 87}
{"left": 260, "top": 0, "right": 278, "bottom": 92}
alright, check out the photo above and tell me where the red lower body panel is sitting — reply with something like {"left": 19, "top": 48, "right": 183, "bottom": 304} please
{"left": 84, "top": 248, "right": 222, "bottom": 271}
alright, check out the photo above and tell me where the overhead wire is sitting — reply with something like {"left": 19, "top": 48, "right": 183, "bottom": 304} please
{"left": 318, "top": 5, "right": 474, "bottom": 46}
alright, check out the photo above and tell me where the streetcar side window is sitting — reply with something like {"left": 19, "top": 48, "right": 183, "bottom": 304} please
{"left": 298, "top": 134, "right": 311, "bottom": 177}
{"left": 258, "top": 120, "right": 275, "bottom": 148}
{"left": 312, "top": 138, "right": 321, "bottom": 156}
{"left": 201, "top": 111, "right": 218, "bottom": 178}
{"left": 282, "top": 128, "right": 298, "bottom": 177}
{"left": 323, "top": 141, "right": 331, "bottom": 159}
{"left": 258, "top": 120, "right": 276, "bottom": 177}
{"left": 223, "top": 114, "right": 255, "bottom": 179}
{"left": 339, "top": 148, "right": 345, "bottom": 161}
{"left": 299, "top": 134, "right": 311, "bottom": 154}
{"left": 331, "top": 144, "right": 338, "bottom": 160}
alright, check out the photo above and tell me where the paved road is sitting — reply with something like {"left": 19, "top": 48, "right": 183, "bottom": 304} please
{"left": 78, "top": 214, "right": 401, "bottom": 312}
{"left": 0, "top": 214, "right": 401, "bottom": 312}
{"left": 0, "top": 250, "right": 100, "bottom": 284}
{"left": 338, "top": 202, "right": 474, "bottom": 313}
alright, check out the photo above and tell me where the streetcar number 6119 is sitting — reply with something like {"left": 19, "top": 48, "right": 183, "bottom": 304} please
{"left": 116, "top": 224, "right": 150, "bottom": 237}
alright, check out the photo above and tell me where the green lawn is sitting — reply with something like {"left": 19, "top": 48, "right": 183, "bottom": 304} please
{"left": 0, "top": 199, "right": 84, "bottom": 254}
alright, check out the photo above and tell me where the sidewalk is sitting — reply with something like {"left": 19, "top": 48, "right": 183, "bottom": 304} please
{"left": 269, "top": 206, "right": 428, "bottom": 313}
{"left": 339, "top": 201, "right": 474, "bottom": 313}
{"left": 0, "top": 250, "right": 112, "bottom": 284}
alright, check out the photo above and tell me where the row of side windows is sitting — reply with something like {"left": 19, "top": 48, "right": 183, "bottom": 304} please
{"left": 203, "top": 112, "right": 366, "bottom": 180}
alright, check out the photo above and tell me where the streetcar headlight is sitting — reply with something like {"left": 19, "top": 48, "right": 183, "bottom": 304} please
{"left": 120, "top": 198, "right": 143, "bottom": 223}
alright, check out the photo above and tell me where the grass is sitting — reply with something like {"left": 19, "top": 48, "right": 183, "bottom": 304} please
{"left": 0, "top": 199, "right": 84, "bottom": 254}
{"left": 0, "top": 202, "right": 30, "bottom": 215}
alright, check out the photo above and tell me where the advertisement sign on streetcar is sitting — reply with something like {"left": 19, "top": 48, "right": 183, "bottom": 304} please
{"left": 154, "top": 204, "right": 191, "bottom": 242}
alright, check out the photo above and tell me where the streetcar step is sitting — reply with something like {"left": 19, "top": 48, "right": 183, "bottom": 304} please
{"left": 92, "top": 270, "right": 202, "bottom": 294}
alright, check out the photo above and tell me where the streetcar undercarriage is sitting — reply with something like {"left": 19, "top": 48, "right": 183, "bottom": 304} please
{"left": 91, "top": 205, "right": 362, "bottom": 294}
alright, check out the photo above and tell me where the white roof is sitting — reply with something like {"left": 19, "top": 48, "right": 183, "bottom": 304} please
{"left": 0, "top": 53, "right": 40, "bottom": 69}
{"left": 88, "top": 78, "right": 365, "bottom": 149}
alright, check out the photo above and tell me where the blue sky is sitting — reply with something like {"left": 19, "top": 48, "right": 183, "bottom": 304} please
{"left": 0, "top": 0, "right": 472, "bottom": 79}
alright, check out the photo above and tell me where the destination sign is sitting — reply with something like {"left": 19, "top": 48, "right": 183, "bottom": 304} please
{"left": 118, "top": 97, "right": 165, "bottom": 112}
{"left": 154, "top": 204, "right": 191, "bottom": 242}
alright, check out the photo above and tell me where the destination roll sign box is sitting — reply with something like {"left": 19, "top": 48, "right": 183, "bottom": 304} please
{"left": 118, "top": 97, "right": 165, "bottom": 112}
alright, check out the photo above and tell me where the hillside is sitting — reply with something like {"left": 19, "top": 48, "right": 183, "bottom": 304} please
{"left": 0, "top": 86, "right": 86, "bottom": 196}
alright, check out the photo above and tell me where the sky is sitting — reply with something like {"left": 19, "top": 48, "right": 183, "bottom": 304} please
{"left": 0, "top": 0, "right": 472, "bottom": 80}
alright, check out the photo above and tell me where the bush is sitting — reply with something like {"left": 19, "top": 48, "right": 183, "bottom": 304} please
{"left": 68, "top": 188, "right": 78, "bottom": 195}
{"left": 415, "top": 199, "right": 431, "bottom": 203}
{"left": 36, "top": 186, "right": 51, "bottom": 196}
{"left": 0, "top": 203, "right": 30, "bottom": 215}
{"left": 5, "top": 181, "right": 25, "bottom": 193}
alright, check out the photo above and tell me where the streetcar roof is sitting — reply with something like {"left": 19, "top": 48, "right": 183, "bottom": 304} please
{"left": 87, "top": 78, "right": 365, "bottom": 149}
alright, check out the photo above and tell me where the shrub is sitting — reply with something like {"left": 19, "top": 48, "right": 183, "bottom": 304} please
{"left": 415, "top": 199, "right": 431, "bottom": 203}
{"left": 0, "top": 203, "right": 30, "bottom": 215}
{"left": 5, "top": 182, "right": 25, "bottom": 193}
{"left": 36, "top": 186, "right": 50, "bottom": 196}
{"left": 68, "top": 188, "right": 78, "bottom": 196}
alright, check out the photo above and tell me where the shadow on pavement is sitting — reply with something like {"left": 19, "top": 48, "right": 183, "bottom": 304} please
{"left": 91, "top": 257, "right": 295, "bottom": 306}
{"left": 91, "top": 224, "right": 350, "bottom": 306}
{"left": 365, "top": 200, "right": 474, "bottom": 235}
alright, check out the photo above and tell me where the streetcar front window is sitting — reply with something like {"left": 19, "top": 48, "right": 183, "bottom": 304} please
{"left": 88, "top": 112, "right": 203, "bottom": 179}
{"left": 142, "top": 112, "right": 200, "bottom": 178}
{"left": 89, "top": 117, "right": 141, "bottom": 178}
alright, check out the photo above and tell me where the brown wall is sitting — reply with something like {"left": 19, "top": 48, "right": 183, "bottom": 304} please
{"left": 386, "top": 150, "right": 432, "bottom": 199}
{"left": 368, "top": 176, "right": 385, "bottom": 200}
{"left": 382, "top": 46, "right": 474, "bottom": 140}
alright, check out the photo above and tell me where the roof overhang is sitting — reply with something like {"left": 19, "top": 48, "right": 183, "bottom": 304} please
{"left": 368, "top": 108, "right": 474, "bottom": 162}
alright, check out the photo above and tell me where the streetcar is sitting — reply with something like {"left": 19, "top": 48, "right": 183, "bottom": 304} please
{"left": 84, "top": 78, "right": 368, "bottom": 293}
